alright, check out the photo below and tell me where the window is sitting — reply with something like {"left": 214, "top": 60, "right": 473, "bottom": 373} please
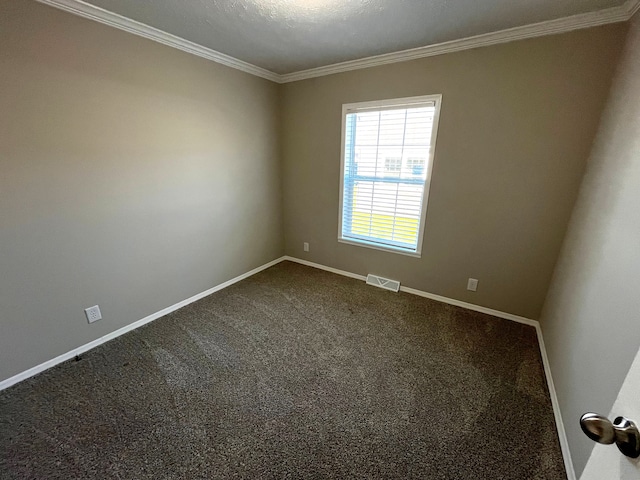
{"left": 338, "top": 95, "right": 442, "bottom": 256}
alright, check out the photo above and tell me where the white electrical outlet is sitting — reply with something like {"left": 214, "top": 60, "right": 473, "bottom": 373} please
{"left": 467, "top": 278, "right": 479, "bottom": 292}
{"left": 85, "top": 305, "right": 102, "bottom": 323}
{"left": 303, "top": 242, "right": 310, "bottom": 252}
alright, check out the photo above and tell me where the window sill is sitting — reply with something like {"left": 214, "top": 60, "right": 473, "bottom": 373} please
{"left": 338, "top": 237, "right": 422, "bottom": 258}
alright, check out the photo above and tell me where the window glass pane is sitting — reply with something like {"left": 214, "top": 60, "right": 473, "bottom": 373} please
{"left": 341, "top": 98, "right": 440, "bottom": 254}
{"left": 384, "top": 157, "right": 402, "bottom": 176}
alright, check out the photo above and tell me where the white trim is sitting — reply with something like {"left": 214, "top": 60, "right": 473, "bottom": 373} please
{"left": 399, "top": 284, "right": 537, "bottom": 327}
{"left": 33, "top": 0, "right": 638, "bottom": 85}
{"left": 0, "top": 252, "right": 576, "bottom": 478}
{"left": 536, "top": 325, "right": 577, "bottom": 480}
{"left": 284, "top": 256, "right": 536, "bottom": 326}
{"left": 342, "top": 96, "right": 438, "bottom": 112}
{"left": 283, "top": 255, "right": 575, "bottom": 479}
{"left": 279, "top": 5, "right": 633, "bottom": 83}
{"left": 626, "top": 0, "right": 640, "bottom": 18}
{"left": 337, "top": 238, "right": 422, "bottom": 258}
{"left": 34, "top": 0, "right": 280, "bottom": 83}
{"left": 282, "top": 256, "right": 367, "bottom": 282}
{"left": 0, "top": 256, "right": 286, "bottom": 391}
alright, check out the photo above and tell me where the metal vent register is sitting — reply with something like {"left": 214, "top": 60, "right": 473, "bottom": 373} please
{"left": 366, "top": 274, "right": 401, "bottom": 292}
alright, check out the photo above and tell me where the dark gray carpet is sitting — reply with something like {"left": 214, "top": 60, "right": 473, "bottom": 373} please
{"left": 0, "top": 261, "right": 565, "bottom": 479}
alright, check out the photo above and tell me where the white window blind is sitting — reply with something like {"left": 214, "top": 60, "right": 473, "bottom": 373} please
{"left": 339, "top": 95, "right": 442, "bottom": 256}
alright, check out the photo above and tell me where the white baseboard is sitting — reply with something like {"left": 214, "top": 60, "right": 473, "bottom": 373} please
{"left": 1, "top": 254, "right": 575, "bottom": 479}
{"left": 283, "top": 255, "right": 575, "bottom": 479}
{"left": 282, "top": 256, "right": 367, "bottom": 282}
{"left": 535, "top": 326, "right": 576, "bottom": 480}
{"left": 0, "top": 256, "right": 286, "bottom": 392}
{"left": 283, "top": 256, "right": 534, "bottom": 325}
{"left": 400, "top": 285, "right": 537, "bottom": 327}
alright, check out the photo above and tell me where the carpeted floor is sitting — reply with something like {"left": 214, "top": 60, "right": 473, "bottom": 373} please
{"left": 0, "top": 261, "right": 566, "bottom": 479}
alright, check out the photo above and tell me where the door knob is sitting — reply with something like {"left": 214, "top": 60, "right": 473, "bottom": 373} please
{"left": 580, "top": 413, "right": 640, "bottom": 458}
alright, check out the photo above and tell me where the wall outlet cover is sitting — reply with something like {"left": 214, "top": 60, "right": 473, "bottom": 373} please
{"left": 85, "top": 305, "right": 102, "bottom": 323}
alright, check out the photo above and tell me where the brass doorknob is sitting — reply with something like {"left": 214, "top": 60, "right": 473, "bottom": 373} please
{"left": 580, "top": 413, "right": 640, "bottom": 458}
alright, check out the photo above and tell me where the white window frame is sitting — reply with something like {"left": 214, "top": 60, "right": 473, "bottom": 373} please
{"left": 337, "top": 94, "right": 442, "bottom": 257}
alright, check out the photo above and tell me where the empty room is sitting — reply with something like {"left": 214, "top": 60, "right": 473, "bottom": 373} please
{"left": 2, "top": 0, "right": 640, "bottom": 478}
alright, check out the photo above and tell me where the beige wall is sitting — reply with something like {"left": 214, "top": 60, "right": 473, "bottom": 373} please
{"left": 540, "top": 15, "right": 640, "bottom": 477}
{"left": 0, "top": 0, "right": 284, "bottom": 382}
{"left": 280, "top": 25, "right": 626, "bottom": 319}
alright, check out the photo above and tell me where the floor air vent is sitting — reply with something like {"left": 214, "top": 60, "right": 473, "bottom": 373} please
{"left": 366, "top": 274, "right": 401, "bottom": 292}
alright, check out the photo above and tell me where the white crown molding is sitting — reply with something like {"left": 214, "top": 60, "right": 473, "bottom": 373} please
{"left": 627, "top": 0, "right": 640, "bottom": 17}
{"left": 280, "top": 3, "right": 634, "bottom": 83}
{"left": 36, "top": 0, "right": 638, "bottom": 85}
{"left": 35, "top": 0, "right": 281, "bottom": 83}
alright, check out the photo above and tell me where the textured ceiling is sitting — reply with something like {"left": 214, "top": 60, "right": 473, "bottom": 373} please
{"left": 83, "top": 0, "right": 627, "bottom": 74}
